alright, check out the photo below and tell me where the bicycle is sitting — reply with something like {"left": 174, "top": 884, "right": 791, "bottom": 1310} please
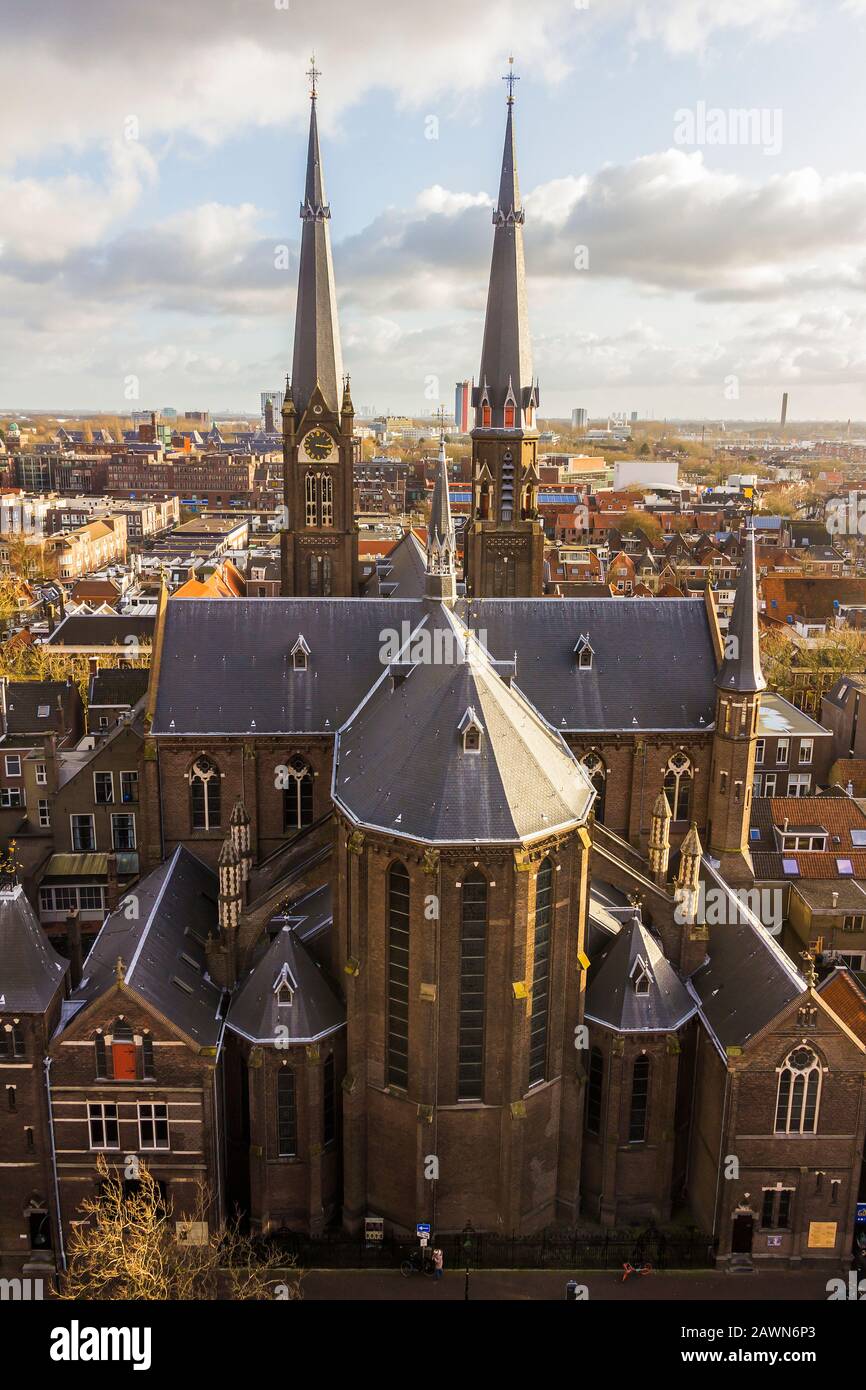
{"left": 621, "top": 1260, "right": 653, "bottom": 1282}
{"left": 400, "top": 1249, "right": 436, "bottom": 1278}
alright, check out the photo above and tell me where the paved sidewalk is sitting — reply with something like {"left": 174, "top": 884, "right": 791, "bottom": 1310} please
{"left": 300, "top": 1268, "right": 834, "bottom": 1301}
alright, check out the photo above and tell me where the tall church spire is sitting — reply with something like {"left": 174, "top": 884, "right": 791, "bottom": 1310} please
{"left": 715, "top": 527, "right": 766, "bottom": 693}
{"left": 291, "top": 57, "right": 344, "bottom": 417}
{"left": 473, "top": 58, "right": 538, "bottom": 431}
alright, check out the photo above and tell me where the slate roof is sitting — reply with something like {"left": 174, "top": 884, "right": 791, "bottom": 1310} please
{"left": 586, "top": 914, "right": 696, "bottom": 1032}
{"left": 0, "top": 884, "right": 69, "bottom": 1012}
{"left": 88, "top": 666, "right": 150, "bottom": 708}
{"left": 459, "top": 598, "right": 717, "bottom": 730}
{"left": 226, "top": 924, "right": 344, "bottom": 1045}
{"left": 65, "top": 846, "right": 223, "bottom": 1049}
{"left": 2, "top": 680, "right": 79, "bottom": 735}
{"left": 689, "top": 862, "right": 804, "bottom": 1050}
{"left": 362, "top": 531, "right": 426, "bottom": 599}
{"left": 44, "top": 614, "right": 154, "bottom": 647}
{"left": 334, "top": 617, "right": 595, "bottom": 844}
{"left": 152, "top": 598, "right": 423, "bottom": 735}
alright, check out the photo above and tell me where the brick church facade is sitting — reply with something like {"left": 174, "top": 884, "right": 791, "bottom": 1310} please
{"left": 2, "top": 71, "right": 866, "bottom": 1282}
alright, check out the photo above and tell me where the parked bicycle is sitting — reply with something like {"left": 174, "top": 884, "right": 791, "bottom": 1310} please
{"left": 401, "top": 1249, "right": 435, "bottom": 1278}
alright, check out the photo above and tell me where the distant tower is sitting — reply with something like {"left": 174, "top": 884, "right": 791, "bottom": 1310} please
{"left": 780, "top": 392, "right": 789, "bottom": 431}
{"left": 707, "top": 529, "right": 766, "bottom": 881}
{"left": 463, "top": 59, "right": 543, "bottom": 599}
{"left": 426, "top": 427, "right": 457, "bottom": 602}
{"left": 280, "top": 57, "right": 358, "bottom": 597}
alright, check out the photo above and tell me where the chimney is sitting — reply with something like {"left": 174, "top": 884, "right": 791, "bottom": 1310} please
{"left": 54, "top": 694, "right": 67, "bottom": 740}
{"left": 65, "top": 909, "right": 83, "bottom": 990}
{"left": 831, "top": 891, "right": 839, "bottom": 908}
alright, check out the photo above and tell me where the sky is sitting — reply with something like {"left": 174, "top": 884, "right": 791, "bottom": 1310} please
{"left": 3, "top": 0, "right": 866, "bottom": 421}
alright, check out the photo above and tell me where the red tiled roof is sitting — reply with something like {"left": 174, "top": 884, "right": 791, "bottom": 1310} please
{"left": 819, "top": 971, "right": 866, "bottom": 1045}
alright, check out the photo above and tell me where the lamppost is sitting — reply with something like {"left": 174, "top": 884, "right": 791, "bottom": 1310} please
{"left": 462, "top": 1220, "right": 475, "bottom": 1301}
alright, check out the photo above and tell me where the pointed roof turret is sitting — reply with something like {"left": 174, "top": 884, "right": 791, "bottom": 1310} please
{"left": 291, "top": 60, "right": 344, "bottom": 418}
{"left": 715, "top": 527, "right": 766, "bottom": 693}
{"left": 428, "top": 432, "right": 456, "bottom": 561}
{"left": 585, "top": 912, "right": 695, "bottom": 1033}
{"left": 473, "top": 60, "right": 537, "bottom": 429}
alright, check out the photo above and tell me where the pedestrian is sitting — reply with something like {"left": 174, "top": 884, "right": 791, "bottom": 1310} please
{"left": 432, "top": 1247, "right": 444, "bottom": 1281}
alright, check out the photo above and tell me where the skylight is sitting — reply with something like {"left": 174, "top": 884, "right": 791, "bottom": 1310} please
{"left": 837, "top": 859, "right": 854, "bottom": 876}
{"left": 851, "top": 830, "right": 866, "bottom": 848}
{"left": 782, "top": 857, "right": 799, "bottom": 876}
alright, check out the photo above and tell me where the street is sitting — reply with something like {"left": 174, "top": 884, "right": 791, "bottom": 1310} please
{"left": 300, "top": 1268, "right": 837, "bottom": 1301}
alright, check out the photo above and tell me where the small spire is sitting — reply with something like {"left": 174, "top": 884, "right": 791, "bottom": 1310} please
{"left": 502, "top": 54, "right": 519, "bottom": 105}
{"left": 715, "top": 526, "right": 766, "bottom": 693}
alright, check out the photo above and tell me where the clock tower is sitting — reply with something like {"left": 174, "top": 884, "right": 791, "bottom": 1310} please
{"left": 463, "top": 62, "right": 544, "bottom": 599}
{"left": 280, "top": 59, "right": 358, "bottom": 598}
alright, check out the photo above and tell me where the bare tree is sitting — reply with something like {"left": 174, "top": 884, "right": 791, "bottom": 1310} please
{"left": 60, "top": 1154, "right": 302, "bottom": 1301}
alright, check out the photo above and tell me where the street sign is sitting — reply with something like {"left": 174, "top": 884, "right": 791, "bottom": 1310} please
{"left": 416, "top": 1222, "right": 431, "bottom": 1236}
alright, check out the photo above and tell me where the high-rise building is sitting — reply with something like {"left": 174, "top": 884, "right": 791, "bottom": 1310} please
{"left": 571, "top": 407, "right": 588, "bottom": 429}
{"left": 454, "top": 380, "right": 471, "bottom": 432}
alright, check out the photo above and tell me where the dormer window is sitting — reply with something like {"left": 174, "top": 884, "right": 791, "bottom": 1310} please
{"left": 274, "top": 962, "right": 297, "bottom": 1008}
{"left": 631, "top": 957, "right": 652, "bottom": 996}
{"left": 574, "top": 634, "right": 594, "bottom": 670}
{"left": 458, "top": 706, "right": 484, "bottom": 754}
{"left": 291, "top": 635, "right": 311, "bottom": 671}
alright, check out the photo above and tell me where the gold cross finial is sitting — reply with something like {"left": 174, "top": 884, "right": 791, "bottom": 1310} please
{"left": 503, "top": 55, "right": 519, "bottom": 104}
{"left": 307, "top": 53, "right": 321, "bottom": 101}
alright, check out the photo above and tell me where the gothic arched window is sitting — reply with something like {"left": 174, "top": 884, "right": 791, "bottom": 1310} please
{"left": 580, "top": 752, "right": 606, "bottom": 824}
{"left": 629, "top": 1056, "right": 650, "bottom": 1142}
{"left": 585, "top": 1047, "right": 603, "bottom": 1136}
{"left": 305, "top": 472, "right": 317, "bottom": 527}
{"left": 458, "top": 870, "right": 487, "bottom": 1101}
{"left": 190, "top": 756, "right": 221, "bottom": 831}
{"left": 387, "top": 863, "right": 410, "bottom": 1089}
{"left": 775, "top": 1046, "right": 822, "bottom": 1134}
{"left": 320, "top": 473, "right": 333, "bottom": 528}
{"left": 283, "top": 755, "right": 313, "bottom": 831}
{"left": 528, "top": 858, "right": 553, "bottom": 1088}
{"left": 664, "top": 752, "right": 693, "bottom": 822}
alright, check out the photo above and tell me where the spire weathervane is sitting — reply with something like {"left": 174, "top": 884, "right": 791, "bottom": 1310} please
{"left": 502, "top": 55, "right": 519, "bottom": 104}
{"left": 307, "top": 52, "right": 321, "bottom": 101}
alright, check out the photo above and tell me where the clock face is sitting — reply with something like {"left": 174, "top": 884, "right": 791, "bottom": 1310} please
{"left": 300, "top": 428, "right": 336, "bottom": 462}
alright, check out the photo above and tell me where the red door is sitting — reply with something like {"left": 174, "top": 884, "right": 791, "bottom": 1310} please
{"left": 112, "top": 1042, "right": 137, "bottom": 1080}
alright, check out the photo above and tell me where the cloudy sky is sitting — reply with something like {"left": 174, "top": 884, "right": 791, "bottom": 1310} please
{"left": 3, "top": 0, "right": 866, "bottom": 421}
